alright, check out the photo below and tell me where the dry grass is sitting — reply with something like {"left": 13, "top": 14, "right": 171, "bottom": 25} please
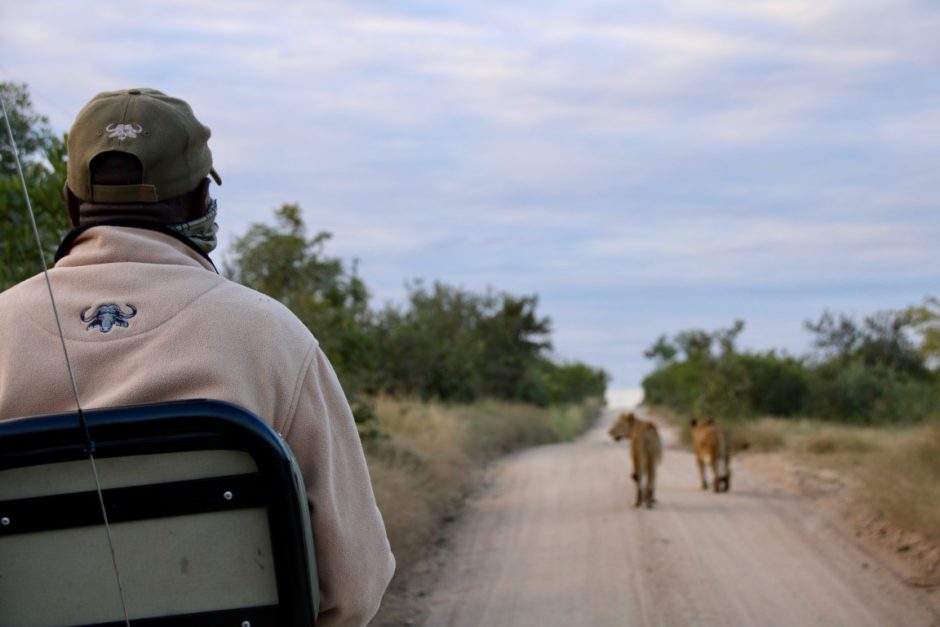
{"left": 841, "top": 424, "right": 940, "bottom": 545}
{"left": 734, "top": 418, "right": 880, "bottom": 455}
{"left": 731, "top": 418, "right": 788, "bottom": 452}
{"left": 784, "top": 422, "right": 940, "bottom": 546}
{"left": 365, "top": 398, "right": 474, "bottom": 565}
{"left": 365, "top": 396, "right": 602, "bottom": 580}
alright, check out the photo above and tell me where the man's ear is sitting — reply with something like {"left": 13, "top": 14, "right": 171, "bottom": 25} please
{"left": 65, "top": 185, "right": 81, "bottom": 227}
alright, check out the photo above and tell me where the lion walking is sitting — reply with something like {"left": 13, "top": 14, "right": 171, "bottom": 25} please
{"left": 609, "top": 412, "right": 663, "bottom": 508}
{"left": 691, "top": 418, "right": 731, "bottom": 492}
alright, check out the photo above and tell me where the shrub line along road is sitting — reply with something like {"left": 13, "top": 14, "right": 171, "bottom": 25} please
{"left": 419, "top": 406, "right": 940, "bottom": 627}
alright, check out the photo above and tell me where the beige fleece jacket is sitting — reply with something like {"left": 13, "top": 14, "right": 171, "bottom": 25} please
{"left": 0, "top": 226, "right": 394, "bottom": 626}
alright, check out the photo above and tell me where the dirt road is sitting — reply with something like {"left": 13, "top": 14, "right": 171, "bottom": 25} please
{"left": 419, "top": 407, "right": 940, "bottom": 627}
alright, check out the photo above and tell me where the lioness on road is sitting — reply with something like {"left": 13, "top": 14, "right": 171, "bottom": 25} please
{"left": 690, "top": 418, "right": 731, "bottom": 492}
{"left": 609, "top": 412, "right": 663, "bottom": 508}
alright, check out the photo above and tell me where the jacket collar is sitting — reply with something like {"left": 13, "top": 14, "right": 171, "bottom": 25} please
{"left": 54, "top": 224, "right": 217, "bottom": 273}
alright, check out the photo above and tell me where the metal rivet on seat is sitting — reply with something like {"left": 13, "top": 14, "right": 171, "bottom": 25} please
{"left": 0, "top": 517, "right": 9, "bottom": 526}
{"left": 223, "top": 491, "right": 233, "bottom": 501}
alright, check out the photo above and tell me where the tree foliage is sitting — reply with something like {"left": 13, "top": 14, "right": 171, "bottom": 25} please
{"left": 643, "top": 308, "right": 939, "bottom": 425}
{"left": 0, "top": 83, "right": 58, "bottom": 175}
{"left": 903, "top": 296, "right": 940, "bottom": 364}
{"left": 366, "top": 281, "right": 588, "bottom": 404}
{"left": 225, "top": 207, "right": 607, "bottom": 410}
{"left": 804, "top": 310, "right": 926, "bottom": 377}
{"left": 539, "top": 359, "right": 609, "bottom": 405}
{"left": 1, "top": 82, "right": 71, "bottom": 290}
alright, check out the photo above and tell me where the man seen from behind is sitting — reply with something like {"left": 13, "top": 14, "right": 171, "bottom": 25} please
{"left": 0, "top": 87, "right": 395, "bottom": 626}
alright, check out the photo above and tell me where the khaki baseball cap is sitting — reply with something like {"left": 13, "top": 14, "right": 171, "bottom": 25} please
{"left": 67, "top": 88, "right": 221, "bottom": 203}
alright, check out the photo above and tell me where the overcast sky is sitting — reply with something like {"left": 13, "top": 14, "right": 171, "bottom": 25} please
{"left": 2, "top": 0, "right": 939, "bottom": 391}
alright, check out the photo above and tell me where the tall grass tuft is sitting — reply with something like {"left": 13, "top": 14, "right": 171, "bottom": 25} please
{"left": 365, "top": 398, "right": 472, "bottom": 567}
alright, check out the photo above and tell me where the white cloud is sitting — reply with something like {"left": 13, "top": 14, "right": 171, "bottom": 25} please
{"left": 3, "top": 0, "right": 939, "bottom": 388}
{"left": 582, "top": 217, "right": 936, "bottom": 285}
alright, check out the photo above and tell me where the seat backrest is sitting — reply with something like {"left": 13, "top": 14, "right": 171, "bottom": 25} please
{"left": 0, "top": 399, "right": 318, "bottom": 627}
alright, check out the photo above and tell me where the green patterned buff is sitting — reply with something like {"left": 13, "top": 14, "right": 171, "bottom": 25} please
{"left": 165, "top": 196, "right": 219, "bottom": 253}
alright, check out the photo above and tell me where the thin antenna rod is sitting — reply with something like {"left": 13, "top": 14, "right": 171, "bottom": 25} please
{"left": 1, "top": 93, "right": 131, "bottom": 627}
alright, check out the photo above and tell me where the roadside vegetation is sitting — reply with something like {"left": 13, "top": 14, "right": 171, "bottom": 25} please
{"left": 642, "top": 311, "right": 940, "bottom": 548}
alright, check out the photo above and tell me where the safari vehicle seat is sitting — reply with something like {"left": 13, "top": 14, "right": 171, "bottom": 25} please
{"left": 0, "top": 399, "right": 318, "bottom": 627}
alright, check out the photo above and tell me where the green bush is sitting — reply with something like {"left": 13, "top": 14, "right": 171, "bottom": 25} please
{"left": 642, "top": 315, "right": 940, "bottom": 426}
{"left": 808, "top": 362, "right": 937, "bottom": 424}
{"left": 738, "top": 352, "right": 808, "bottom": 416}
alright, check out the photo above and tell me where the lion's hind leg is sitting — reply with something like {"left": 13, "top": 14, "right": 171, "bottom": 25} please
{"left": 631, "top": 447, "right": 643, "bottom": 507}
{"left": 632, "top": 472, "right": 643, "bottom": 507}
{"left": 711, "top": 457, "right": 721, "bottom": 493}
{"left": 645, "top": 457, "right": 657, "bottom": 509}
{"left": 643, "top": 428, "right": 660, "bottom": 508}
{"left": 696, "top": 455, "right": 708, "bottom": 490}
{"left": 718, "top": 459, "right": 731, "bottom": 493}
{"left": 717, "top": 432, "right": 731, "bottom": 492}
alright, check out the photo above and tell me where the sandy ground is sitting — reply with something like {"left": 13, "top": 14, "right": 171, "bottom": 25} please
{"left": 383, "top": 406, "right": 940, "bottom": 627}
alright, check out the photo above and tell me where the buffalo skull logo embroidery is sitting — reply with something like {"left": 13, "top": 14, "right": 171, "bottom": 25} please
{"left": 105, "top": 123, "right": 143, "bottom": 140}
{"left": 80, "top": 304, "right": 138, "bottom": 333}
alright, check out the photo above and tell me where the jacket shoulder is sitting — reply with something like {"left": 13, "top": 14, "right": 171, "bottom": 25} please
{"left": 205, "top": 278, "right": 319, "bottom": 345}
{"left": 0, "top": 274, "right": 53, "bottom": 317}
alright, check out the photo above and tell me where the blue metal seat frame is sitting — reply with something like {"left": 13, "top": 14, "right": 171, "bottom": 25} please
{"left": 0, "top": 399, "right": 318, "bottom": 626}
